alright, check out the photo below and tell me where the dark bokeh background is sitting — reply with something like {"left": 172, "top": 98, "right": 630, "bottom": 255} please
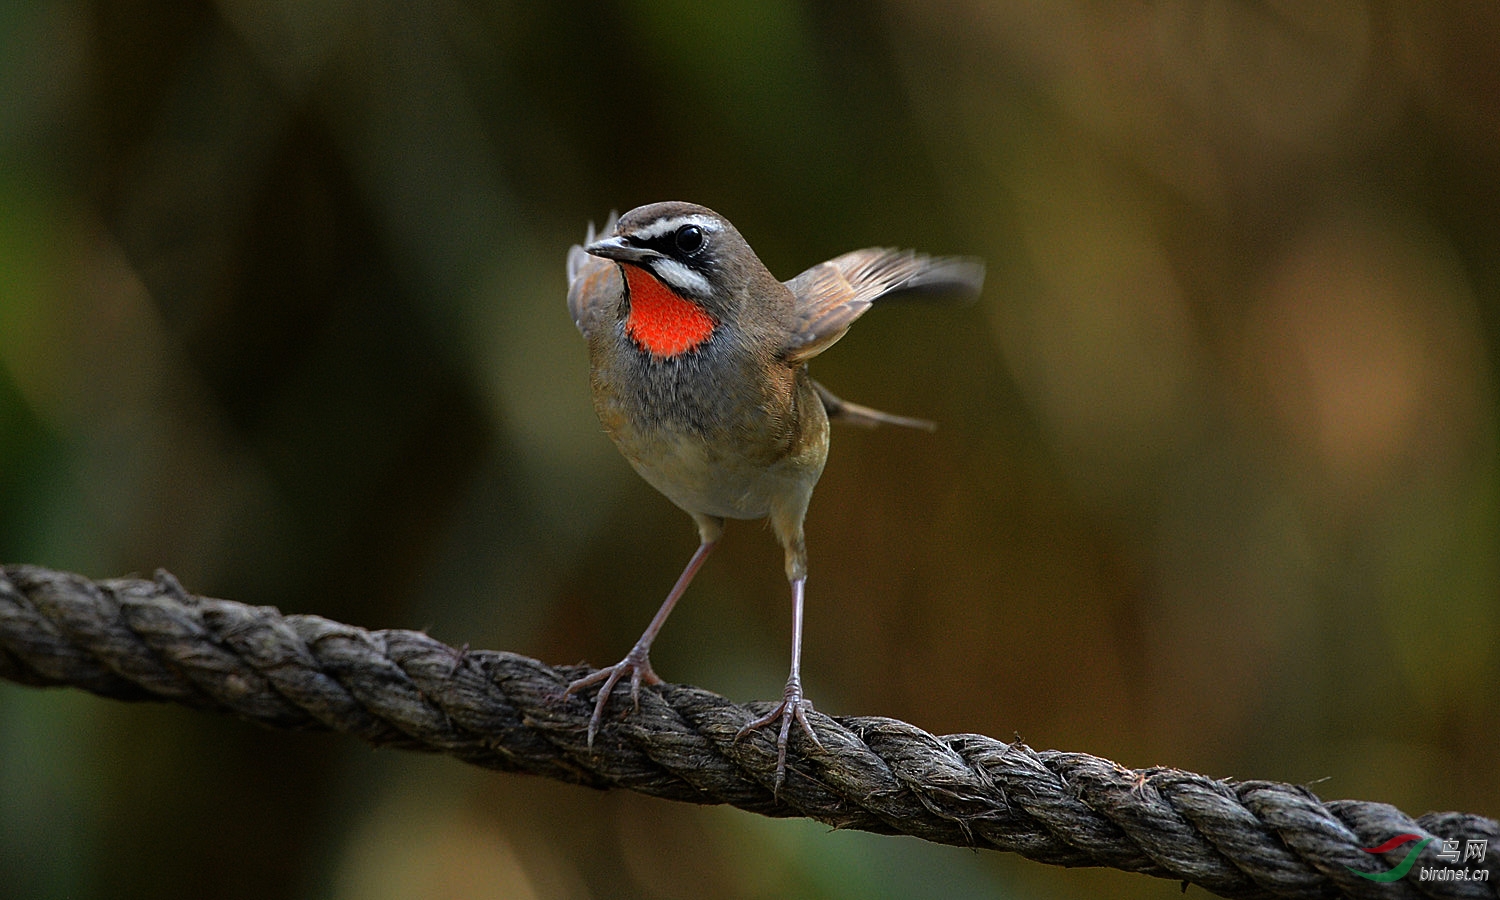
{"left": 3, "top": 2, "right": 1498, "bottom": 898}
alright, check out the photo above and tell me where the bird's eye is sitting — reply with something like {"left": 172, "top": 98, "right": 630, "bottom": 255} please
{"left": 674, "top": 224, "right": 705, "bottom": 255}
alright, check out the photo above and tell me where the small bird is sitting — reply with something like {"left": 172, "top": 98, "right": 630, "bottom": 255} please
{"left": 563, "top": 201, "right": 983, "bottom": 786}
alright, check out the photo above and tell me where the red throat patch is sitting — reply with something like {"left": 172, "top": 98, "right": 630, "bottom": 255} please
{"left": 622, "top": 263, "right": 716, "bottom": 357}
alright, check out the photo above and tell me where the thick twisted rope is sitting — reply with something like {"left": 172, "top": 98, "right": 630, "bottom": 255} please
{"left": 0, "top": 564, "right": 1493, "bottom": 899}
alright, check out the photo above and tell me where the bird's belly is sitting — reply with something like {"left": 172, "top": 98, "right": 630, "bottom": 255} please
{"left": 616, "top": 426, "right": 787, "bottom": 520}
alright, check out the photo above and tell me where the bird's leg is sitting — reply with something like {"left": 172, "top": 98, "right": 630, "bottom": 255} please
{"left": 737, "top": 519, "right": 824, "bottom": 790}
{"left": 564, "top": 516, "right": 722, "bottom": 746}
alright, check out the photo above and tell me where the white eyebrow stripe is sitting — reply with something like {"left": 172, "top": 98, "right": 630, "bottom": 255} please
{"left": 650, "top": 258, "right": 712, "bottom": 297}
{"left": 629, "top": 214, "right": 724, "bottom": 242}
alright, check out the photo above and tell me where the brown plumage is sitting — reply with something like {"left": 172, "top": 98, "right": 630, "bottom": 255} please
{"left": 564, "top": 201, "right": 983, "bottom": 787}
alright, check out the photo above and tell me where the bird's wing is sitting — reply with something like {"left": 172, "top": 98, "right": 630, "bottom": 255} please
{"left": 780, "top": 248, "right": 985, "bottom": 364}
{"left": 566, "top": 212, "right": 621, "bottom": 339}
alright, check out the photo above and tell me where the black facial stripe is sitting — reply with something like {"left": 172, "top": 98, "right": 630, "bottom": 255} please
{"left": 628, "top": 228, "right": 715, "bottom": 274}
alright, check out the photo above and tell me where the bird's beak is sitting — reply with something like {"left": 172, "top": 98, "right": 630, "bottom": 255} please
{"left": 585, "top": 235, "right": 659, "bottom": 264}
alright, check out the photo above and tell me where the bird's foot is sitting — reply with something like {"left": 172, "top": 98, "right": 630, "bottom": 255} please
{"left": 562, "top": 645, "right": 662, "bottom": 746}
{"left": 735, "top": 678, "right": 824, "bottom": 792}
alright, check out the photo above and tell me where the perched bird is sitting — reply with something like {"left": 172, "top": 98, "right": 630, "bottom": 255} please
{"left": 563, "top": 201, "right": 983, "bottom": 785}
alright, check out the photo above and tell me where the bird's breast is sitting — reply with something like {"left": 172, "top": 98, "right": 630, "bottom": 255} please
{"left": 588, "top": 335, "right": 829, "bottom": 521}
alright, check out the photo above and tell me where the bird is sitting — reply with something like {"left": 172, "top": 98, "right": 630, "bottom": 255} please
{"left": 563, "top": 201, "right": 984, "bottom": 787}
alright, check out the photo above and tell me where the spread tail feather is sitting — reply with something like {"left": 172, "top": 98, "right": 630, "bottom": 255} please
{"left": 813, "top": 380, "right": 936, "bottom": 432}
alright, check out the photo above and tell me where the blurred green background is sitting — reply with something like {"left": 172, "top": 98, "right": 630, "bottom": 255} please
{"left": 2, "top": 1, "right": 1498, "bottom": 898}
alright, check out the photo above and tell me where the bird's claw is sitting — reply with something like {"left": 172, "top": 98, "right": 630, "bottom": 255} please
{"left": 562, "top": 647, "right": 661, "bottom": 746}
{"left": 736, "top": 680, "right": 823, "bottom": 792}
